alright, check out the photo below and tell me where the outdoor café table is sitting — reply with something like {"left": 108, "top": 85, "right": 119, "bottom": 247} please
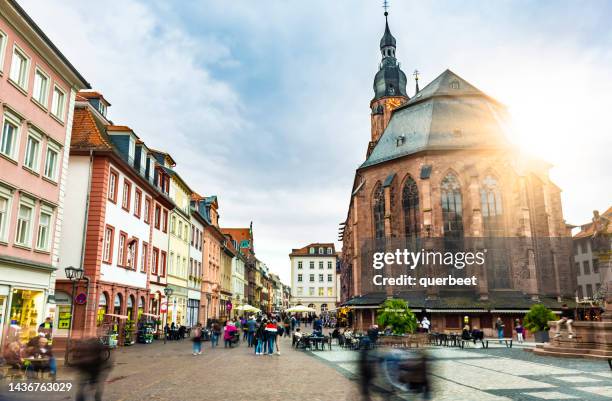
{"left": 309, "top": 335, "right": 325, "bottom": 351}
{"left": 24, "top": 356, "right": 50, "bottom": 378}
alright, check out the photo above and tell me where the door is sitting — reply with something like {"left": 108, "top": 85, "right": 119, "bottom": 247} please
{"left": 502, "top": 316, "right": 513, "bottom": 338}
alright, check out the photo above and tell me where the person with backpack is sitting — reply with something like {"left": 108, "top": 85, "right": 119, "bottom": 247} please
{"left": 254, "top": 319, "right": 266, "bottom": 355}
{"left": 192, "top": 323, "right": 202, "bottom": 355}
{"left": 211, "top": 321, "right": 221, "bottom": 348}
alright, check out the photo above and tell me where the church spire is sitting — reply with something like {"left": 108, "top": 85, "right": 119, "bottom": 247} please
{"left": 372, "top": 7, "right": 408, "bottom": 101}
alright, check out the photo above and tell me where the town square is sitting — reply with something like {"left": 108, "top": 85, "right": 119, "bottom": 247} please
{"left": 0, "top": 0, "right": 611, "bottom": 400}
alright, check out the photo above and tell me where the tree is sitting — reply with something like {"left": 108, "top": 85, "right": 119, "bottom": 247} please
{"left": 523, "top": 304, "right": 556, "bottom": 332}
{"left": 376, "top": 298, "right": 418, "bottom": 335}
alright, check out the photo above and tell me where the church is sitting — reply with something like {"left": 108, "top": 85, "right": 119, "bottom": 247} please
{"left": 338, "top": 12, "right": 576, "bottom": 337}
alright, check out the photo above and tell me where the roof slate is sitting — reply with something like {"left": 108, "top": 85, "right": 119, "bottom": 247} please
{"left": 362, "top": 69, "right": 510, "bottom": 169}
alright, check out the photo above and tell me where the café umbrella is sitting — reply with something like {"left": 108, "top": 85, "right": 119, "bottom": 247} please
{"left": 285, "top": 305, "right": 316, "bottom": 313}
{"left": 236, "top": 304, "right": 261, "bottom": 313}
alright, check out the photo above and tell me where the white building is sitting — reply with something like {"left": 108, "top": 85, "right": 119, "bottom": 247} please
{"left": 289, "top": 243, "right": 338, "bottom": 314}
{"left": 573, "top": 207, "right": 611, "bottom": 300}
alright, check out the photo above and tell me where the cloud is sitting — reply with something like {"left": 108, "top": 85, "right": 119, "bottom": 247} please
{"left": 21, "top": 0, "right": 612, "bottom": 283}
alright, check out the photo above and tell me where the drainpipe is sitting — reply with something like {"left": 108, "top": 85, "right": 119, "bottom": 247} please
{"left": 78, "top": 150, "right": 93, "bottom": 334}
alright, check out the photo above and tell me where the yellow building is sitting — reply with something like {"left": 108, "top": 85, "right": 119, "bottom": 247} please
{"left": 165, "top": 168, "right": 192, "bottom": 326}
{"left": 219, "top": 241, "right": 234, "bottom": 319}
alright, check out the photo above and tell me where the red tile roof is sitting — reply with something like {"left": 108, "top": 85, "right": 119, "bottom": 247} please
{"left": 290, "top": 243, "right": 336, "bottom": 257}
{"left": 70, "top": 107, "right": 113, "bottom": 150}
{"left": 77, "top": 90, "right": 111, "bottom": 105}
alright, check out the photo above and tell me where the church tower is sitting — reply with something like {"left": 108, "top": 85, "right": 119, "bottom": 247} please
{"left": 368, "top": 11, "right": 409, "bottom": 157}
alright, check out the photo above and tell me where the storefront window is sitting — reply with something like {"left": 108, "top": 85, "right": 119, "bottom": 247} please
{"left": 0, "top": 293, "right": 7, "bottom": 345}
{"left": 127, "top": 296, "right": 134, "bottom": 320}
{"left": 138, "top": 297, "right": 144, "bottom": 320}
{"left": 8, "top": 289, "right": 44, "bottom": 342}
{"left": 97, "top": 292, "right": 108, "bottom": 327}
{"left": 114, "top": 293, "right": 123, "bottom": 315}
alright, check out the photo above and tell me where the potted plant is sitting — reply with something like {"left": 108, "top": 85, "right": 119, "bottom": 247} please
{"left": 523, "top": 304, "right": 556, "bottom": 343}
{"left": 124, "top": 319, "right": 136, "bottom": 346}
{"left": 376, "top": 298, "right": 418, "bottom": 335}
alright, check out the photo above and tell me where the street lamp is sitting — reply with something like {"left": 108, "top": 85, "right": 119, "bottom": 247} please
{"left": 163, "top": 287, "right": 173, "bottom": 344}
{"left": 65, "top": 265, "right": 84, "bottom": 363}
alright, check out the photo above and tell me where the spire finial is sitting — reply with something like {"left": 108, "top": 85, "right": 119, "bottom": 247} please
{"left": 383, "top": 0, "right": 389, "bottom": 16}
{"left": 413, "top": 69, "right": 420, "bottom": 93}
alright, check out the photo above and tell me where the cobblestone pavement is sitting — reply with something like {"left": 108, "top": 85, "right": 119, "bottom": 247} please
{"left": 1, "top": 334, "right": 367, "bottom": 401}
{"left": 1, "top": 337, "right": 610, "bottom": 401}
{"left": 310, "top": 342, "right": 612, "bottom": 401}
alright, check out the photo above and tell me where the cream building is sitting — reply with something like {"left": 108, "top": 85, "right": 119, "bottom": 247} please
{"left": 289, "top": 243, "right": 338, "bottom": 314}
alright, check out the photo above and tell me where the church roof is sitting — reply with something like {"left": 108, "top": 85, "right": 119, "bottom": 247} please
{"left": 362, "top": 69, "right": 510, "bottom": 169}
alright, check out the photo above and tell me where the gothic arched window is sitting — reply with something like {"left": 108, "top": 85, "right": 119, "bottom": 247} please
{"left": 481, "top": 175, "right": 503, "bottom": 235}
{"left": 441, "top": 173, "right": 463, "bottom": 243}
{"left": 402, "top": 176, "right": 420, "bottom": 240}
{"left": 373, "top": 182, "right": 385, "bottom": 243}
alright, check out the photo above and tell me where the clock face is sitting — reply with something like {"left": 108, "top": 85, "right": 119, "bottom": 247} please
{"left": 386, "top": 98, "right": 402, "bottom": 111}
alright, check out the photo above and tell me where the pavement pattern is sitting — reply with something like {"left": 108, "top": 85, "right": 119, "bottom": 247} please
{"left": 0, "top": 336, "right": 610, "bottom": 401}
{"left": 310, "top": 342, "right": 612, "bottom": 401}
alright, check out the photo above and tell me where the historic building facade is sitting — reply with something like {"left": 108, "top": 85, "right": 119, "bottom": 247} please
{"left": 573, "top": 207, "right": 611, "bottom": 301}
{"left": 58, "top": 93, "right": 174, "bottom": 342}
{"left": 290, "top": 243, "right": 338, "bottom": 314}
{"left": 0, "top": 0, "right": 89, "bottom": 348}
{"left": 339, "top": 14, "right": 575, "bottom": 335}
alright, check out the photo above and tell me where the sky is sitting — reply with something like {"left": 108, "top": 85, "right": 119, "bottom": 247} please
{"left": 21, "top": 0, "right": 612, "bottom": 284}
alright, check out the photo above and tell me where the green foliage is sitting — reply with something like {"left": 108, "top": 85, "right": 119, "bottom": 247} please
{"left": 376, "top": 298, "right": 418, "bottom": 335}
{"left": 523, "top": 304, "right": 556, "bottom": 332}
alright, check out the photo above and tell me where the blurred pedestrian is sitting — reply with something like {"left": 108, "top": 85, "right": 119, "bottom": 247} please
{"left": 421, "top": 316, "right": 431, "bottom": 333}
{"left": 192, "top": 323, "right": 202, "bottom": 355}
{"left": 265, "top": 320, "right": 278, "bottom": 355}
{"left": 211, "top": 321, "right": 221, "bottom": 348}
{"left": 515, "top": 319, "right": 524, "bottom": 343}
{"left": 495, "top": 317, "right": 505, "bottom": 343}
{"left": 72, "top": 338, "right": 113, "bottom": 401}
{"left": 254, "top": 320, "right": 265, "bottom": 355}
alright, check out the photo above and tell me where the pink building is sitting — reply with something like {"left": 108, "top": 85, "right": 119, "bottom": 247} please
{"left": 0, "top": 0, "right": 89, "bottom": 348}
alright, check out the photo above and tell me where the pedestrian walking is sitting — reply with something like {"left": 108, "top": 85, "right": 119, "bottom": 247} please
{"left": 247, "top": 315, "right": 256, "bottom": 347}
{"left": 515, "top": 319, "right": 524, "bottom": 344}
{"left": 254, "top": 320, "right": 266, "bottom": 355}
{"left": 224, "top": 320, "right": 237, "bottom": 348}
{"left": 265, "top": 320, "right": 278, "bottom": 355}
{"left": 192, "top": 323, "right": 203, "bottom": 355}
{"left": 421, "top": 316, "right": 431, "bottom": 333}
{"left": 211, "top": 321, "right": 221, "bottom": 348}
{"left": 283, "top": 316, "right": 291, "bottom": 337}
{"left": 495, "top": 317, "right": 505, "bottom": 343}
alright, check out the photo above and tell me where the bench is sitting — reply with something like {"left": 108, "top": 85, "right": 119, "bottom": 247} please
{"left": 484, "top": 338, "right": 513, "bottom": 348}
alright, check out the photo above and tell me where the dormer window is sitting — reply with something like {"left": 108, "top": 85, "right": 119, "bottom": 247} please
{"left": 396, "top": 135, "right": 405, "bottom": 147}
{"left": 309, "top": 247, "right": 315, "bottom": 254}
{"left": 327, "top": 247, "right": 332, "bottom": 254}
{"left": 99, "top": 102, "right": 106, "bottom": 116}
{"left": 318, "top": 247, "right": 323, "bottom": 254}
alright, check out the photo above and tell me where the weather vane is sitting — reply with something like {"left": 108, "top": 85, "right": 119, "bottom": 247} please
{"left": 382, "top": 0, "right": 390, "bottom": 15}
